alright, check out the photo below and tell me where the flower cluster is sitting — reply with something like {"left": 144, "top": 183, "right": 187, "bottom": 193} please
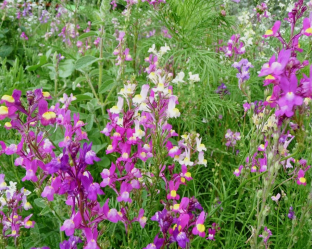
{"left": 232, "top": 58, "right": 253, "bottom": 91}
{"left": 114, "top": 30, "right": 132, "bottom": 66}
{"left": 224, "top": 129, "right": 241, "bottom": 148}
{"left": 0, "top": 174, "right": 34, "bottom": 240}
{"left": 219, "top": 34, "right": 246, "bottom": 58}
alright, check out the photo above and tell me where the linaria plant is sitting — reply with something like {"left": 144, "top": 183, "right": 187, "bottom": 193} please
{"left": 1, "top": 0, "right": 312, "bottom": 248}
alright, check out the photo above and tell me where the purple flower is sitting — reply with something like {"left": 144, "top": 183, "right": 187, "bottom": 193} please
{"left": 275, "top": 75, "right": 303, "bottom": 117}
{"left": 259, "top": 49, "right": 291, "bottom": 77}
{"left": 259, "top": 226, "right": 272, "bottom": 244}
{"left": 298, "top": 64, "right": 312, "bottom": 97}
{"left": 207, "top": 228, "right": 216, "bottom": 240}
{"left": 41, "top": 186, "right": 55, "bottom": 201}
{"left": 144, "top": 234, "right": 164, "bottom": 249}
{"left": 117, "top": 182, "right": 133, "bottom": 203}
{"left": 288, "top": 206, "right": 295, "bottom": 219}
{"left": 60, "top": 213, "right": 82, "bottom": 236}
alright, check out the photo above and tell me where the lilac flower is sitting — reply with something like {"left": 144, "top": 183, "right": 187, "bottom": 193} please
{"left": 259, "top": 226, "right": 272, "bottom": 244}
{"left": 271, "top": 193, "right": 281, "bottom": 203}
{"left": 60, "top": 236, "right": 82, "bottom": 249}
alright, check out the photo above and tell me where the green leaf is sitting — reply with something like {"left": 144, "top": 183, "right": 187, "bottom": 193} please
{"left": 71, "top": 93, "right": 93, "bottom": 104}
{"left": 75, "top": 56, "right": 100, "bottom": 70}
{"left": 39, "top": 206, "right": 51, "bottom": 216}
{"left": 93, "top": 144, "right": 108, "bottom": 154}
{"left": 99, "top": 79, "right": 116, "bottom": 93}
{"left": 59, "top": 59, "right": 75, "bottom": 78}
{"left": 34, "top": 198, "right": 47, "bottom": 209}
{"left": 26, "top": 55, "right": 48, "bottom": 71}
{"left": 0, "top": 45, "right": 13, "bottom": 58}
{"left": 78, "top": 31, "right": 98, "bottom": 40}
{"left": 86, "top": 114, "right": 94, "bottom": 131}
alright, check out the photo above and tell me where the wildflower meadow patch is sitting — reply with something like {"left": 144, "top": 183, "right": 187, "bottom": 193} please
{"left": 1, "top": 0, "right": 312, "bottom": 248}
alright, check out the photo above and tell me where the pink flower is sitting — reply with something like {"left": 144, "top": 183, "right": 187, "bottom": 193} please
{"left": 167, "top": 180, "right": 180, "bottom": 200}
{"left": 297, "top": 169, "right": 307, "bottom": 186}
{"left": 263, "top": 21, "right": 281, "bottom": 38}
{"left": 192, "top": 211, "right": 206, "bottom": 237}
{"left": 117, "top": 182, "right": 133, "bottom": 203}
{"left": 234, "top": 165, "right": 243, "bottom": 177}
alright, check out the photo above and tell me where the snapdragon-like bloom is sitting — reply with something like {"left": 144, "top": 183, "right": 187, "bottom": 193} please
{"left": 234, "top": 165, "right": 243, "bottom": 177}
{"left": 263, "top": 21, "right": 281, "bottom": 38}
{"left": 192, "top": 211, "right": 206, "bottom": 237}
{"left": 167, "top": 181, "right": 180, "bottom": 200}
{"left": 297, "top": 169, "right": 307, "bottom": 185}
{"left": 276, "top": 75, "right": 303, "bottom": 117}
{"left": 303, "top": 13, "right": 312, "bottom": 36}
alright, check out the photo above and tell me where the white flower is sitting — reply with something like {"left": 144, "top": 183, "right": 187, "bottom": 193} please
{"left": 110, "top": 97, "right": 124, "bottom": 114}
{"left": 172, "top": 71, "right": 185, "bottom": 84}
{"left": 148, "top": 44, "right": 157, "bottom": 54}
{"left": 198, "top": 152, "right": 207, "bottom": 166}
{"left": 168, "top": 96, "right": 180, "bottom": 118}
{"left": 189, "top": 72, "right": 200, "bottom": 82}
{"left": 196, "top": 137, "right": 206, "bottom": 152}
{"left": 159, "top": 43, "right": 170, "bottom": 56}
{"left": 179, "top": 149, "right": 194, "bottom": 166}
{"left": 119, "top": 84, "right": 136, "bottom": 97}
{"left": 134, "top": 120, "right": 145, "bottom": 139}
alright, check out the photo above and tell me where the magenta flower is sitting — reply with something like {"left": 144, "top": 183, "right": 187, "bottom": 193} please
{"left": 263, "top": 21, "right": 281, "bottom": 38}
{"left": 298, "top": 64, "right": 312, "bottom": 97}
{"left": 276, "top": 75, "right": 303, "bottom": 117}
{"left": 143, "top": 234, "right": 164, "bottom": 249}
{"left": 136, "top": 208, "right": 147, "bottom": 228}
{"left": 60, "top": 213, "right": 82, "bottom": 236}
{"left": 87, "top": 183, "right": 104, "bottom": 201}
{"left": 84, "top": 228, "right": 100, "bottom": 249}
{"left": 171, "top": 215, "right": 190, "bottom": 248}
{"left": 303, "top": 13, "right": 312, "bottom": 36}
{"left": 23, "top": 214, "right": 35, "bottom": 229}
{"left": 124, "top": 48, "right": 132, "bottom": 61}
{"left": 192, "top": 211, "right": 206, "bottom": 237}
{"left": 259, "top": 226, "right": 272, "bottom": 244}
{"left": 38, "top": 99, "right": 56, "bottom": 126}
{"left": 207, "top": 228, "right": 216, "bottom": 240}
{"left": 167, "top": 180, "right": 180, "bottom": 200}
{"left": 0, "top": 174, "right": 7, "bottom": 190}
{"left": 258, "top": 140, "right": 268, "bottom": 152}
{"left": 41, "top": 186, "right": 55, "bottom": 201}
{"left": 297, "top": 169, "right": 307, "bottom": 185}
{"left": 22, "top": 160, "right": 38, "bottom": 182}
{"left": 100, "top": 163, "right": 116, "bottom": 187}
{"left": 233, "top": 165, "right": 243, "bottom": 177}
{"left": 259, "top": 157, "right": 267, "bottom": 172}
{"left": 85, "top": 150, "right": 100, "bottom": 164}
{"left": 117, "top": 182, "right": 133, "bottom": 203}
{"left": 258, "top": 49, "right": 291, "bottom": 77}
